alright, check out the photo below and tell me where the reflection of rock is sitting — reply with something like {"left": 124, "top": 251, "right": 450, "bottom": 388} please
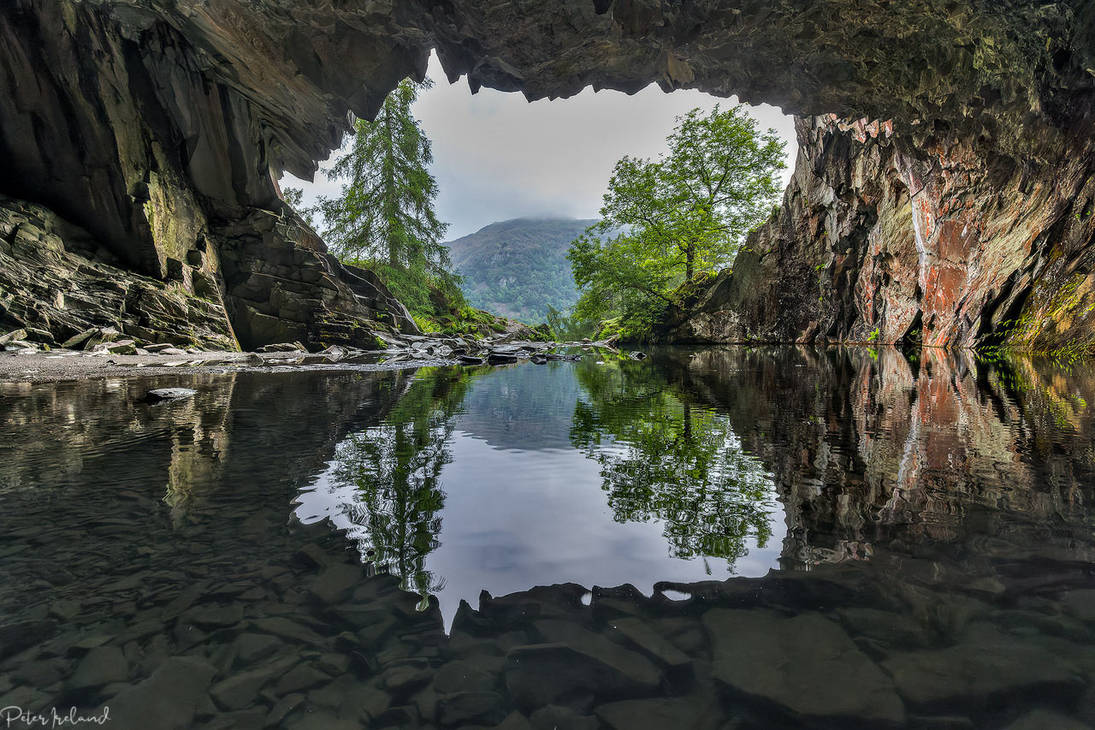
{"left": 659, "top": 346, "right": 1095, "bottom": 570}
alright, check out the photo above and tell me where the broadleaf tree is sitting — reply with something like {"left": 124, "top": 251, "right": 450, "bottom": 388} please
{"left": 568, "top": 104, "right": 786, "bottom": 339}
{"left": 314, "top": 77, "right": 459, "bottom": 316}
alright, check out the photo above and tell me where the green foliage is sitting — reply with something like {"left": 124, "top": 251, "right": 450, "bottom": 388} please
{"left": 544, "top": 304, "right": 598, "bottom": 342}
{"left": 569, "top": 104, "right": 786, "bottom": 341}
{"left": 313, "top": 77, "right": 462, "bottom": 329}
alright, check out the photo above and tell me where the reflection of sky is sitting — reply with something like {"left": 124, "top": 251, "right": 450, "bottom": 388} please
{"left": 295, "top": 363, "right": 785, "bottom": 628}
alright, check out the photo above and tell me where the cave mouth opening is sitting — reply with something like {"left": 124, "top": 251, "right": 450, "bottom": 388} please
{"left": 278, "top": 50, "right": 799, "bottom": 326}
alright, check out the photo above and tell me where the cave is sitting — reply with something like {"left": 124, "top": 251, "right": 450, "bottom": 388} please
{"left": 1, "top": 0, "right": 1094, "bottom": 351}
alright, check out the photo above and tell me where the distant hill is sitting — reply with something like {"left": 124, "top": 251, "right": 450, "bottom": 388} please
{"left": 445, "top": 217, "right": 596, "bottom": 324}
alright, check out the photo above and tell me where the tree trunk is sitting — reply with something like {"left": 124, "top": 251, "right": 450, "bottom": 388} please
{"left": 685, "top": 246, "right": 694, "bottom": 282}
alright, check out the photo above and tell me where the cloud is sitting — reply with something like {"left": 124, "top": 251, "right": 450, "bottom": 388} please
{"left": 282, "top": 51, "right": 797, "bottom": 240}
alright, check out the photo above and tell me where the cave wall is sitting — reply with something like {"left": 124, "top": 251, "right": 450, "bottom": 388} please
{"left": 666, "top": 115, "right": 1095, "bottom": 350}
{"left": 1, "top": 0, "right": 1094, "bottom": 349}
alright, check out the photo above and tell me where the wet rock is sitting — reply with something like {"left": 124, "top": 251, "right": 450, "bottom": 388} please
{"left": 257, "top": 342, "right": 306, "bottom": 353}
{"left": 606, "top": 617, "right": 692, "bottom": 676}
{"left": 704, "top": 609, "right": 905, "bottom": 725}
{"left": 434, "top": 659, "right": 499, "bottom": 694}
{"left": 266, "top": 693, "right": 305, "bottom": 726}
{"left": 383, "top": 664, "right": 433, "bottom": 694}
{"left": 488, "top": 351, "right": 520, "bottom": 365}
{"left": 504, "top": 640, "right": 661, "bottom": 709}
{"left": 1004, "top": 709, "right": 1091, "bottom": 730}
{"left": 458, "top": 355, "right": 486, "bottom": 365}
{"left": 881, "top": 624, "right": 1083, "bottom": 709}
{"left": 248, "top": 617, "right": 326, "bottom": 646}
{"left": 210, "top": 655, "right": 296, "bottom": 710}
{"left": 0, "top": 619, "right": 55, "bottom": 660}
{"left": 595, "top": 697, "right": 720, "bottom": 730}
{"left": 529, "top": 704, "right": 599, "bottom": 730}
{"left": 276, "top": 662, "right": 330, "bottom": 694}
{"left": 67, "top": 645, "right": 128, "bottom": 689}
{"left": 109, "top": 656, "right": 215, "bottom": 730}
{"left": 281, "top": 710, "right": 359, "bottom": 730}
{"left": 495, "top": 711, "right": 534, "bottom": 730}
{"left": 182, "top": 603, "right": 243, "bottom": 628}
{"left": 145, "top": 388, "right": 198, "bottom": 402}
{"left": 437, "top": 691, "right": 505, "bottom": 726}
{"left": 231, "top": 633, "right": 280, "bottom": 665}
{"left": 308, "top": 563, "right": 364, "bottom": 605}
{"left": 1061, "top": 589, "right": 1095, "bottom": 623}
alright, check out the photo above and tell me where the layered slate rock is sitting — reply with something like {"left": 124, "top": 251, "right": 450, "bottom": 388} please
{"left": 0, "top": 196, "right": 236, "bottom": 350}
{"left": 703, "top": 609, "right": 906, "bottom": 725}
{"left": 1, "top": 1, "right": 1094, "bottom": 350}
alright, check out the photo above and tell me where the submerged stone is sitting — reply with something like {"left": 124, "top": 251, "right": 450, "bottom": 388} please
{"left": 703, "top": 609, "right": 905, "bottom": 725}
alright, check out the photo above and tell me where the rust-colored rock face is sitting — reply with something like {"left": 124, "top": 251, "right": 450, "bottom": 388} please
{"left": 0, "top": 1, "right": 1093, "bottom": 348}
{"left": 668, "top": 116, "right": 1095, "bottom": 351}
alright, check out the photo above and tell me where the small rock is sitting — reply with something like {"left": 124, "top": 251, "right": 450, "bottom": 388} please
{"left": 67, "top": 645, "right": 128, "bottom": 689}
{"left": 61, "top": 328, "right": 97, "bottom": 349}
{"left": 308, "top": 563, "right": 363, "bottom": 605}
{"left": 265, "top": 693, "right": 305, "bottom": 726}
{"left": 438, "top": 691, "right": 505, "bottom": 726}
{"left": 257, "top": 342, "right": 305, "bottom": 353}
{"left": 182, "top": 603, "right": 243, "bottom": 628}
{"left": 145, "top": 388, "right": 198, "bottom": 402}
{"left": 232, "top": 633, "right": 280, "bottom": 664}
{"left": 275, "top": 662, "right": 329, "bottom": 694}
{"left": 1004, "top": 709, "right": 1091, "bottom": 730}
{"left": 530, "top": 705, "right": 599, "bottom": 730}
{"left": 0, "top": 328, "right": 28, "bottom": 345}
{"left": 143, "top": 343, "right": 177, "bottom": 352}
{"left": 109, "top": 656, "right": 215, "bottom": 730}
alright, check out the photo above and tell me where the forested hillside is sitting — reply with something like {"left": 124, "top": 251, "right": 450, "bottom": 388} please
{"left": 446, "top": 218, "right": 596, "bottom": 323}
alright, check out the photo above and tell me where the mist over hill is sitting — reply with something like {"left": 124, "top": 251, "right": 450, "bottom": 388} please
{"left": 445, "top": 217, "right": 597, "bottom": 323}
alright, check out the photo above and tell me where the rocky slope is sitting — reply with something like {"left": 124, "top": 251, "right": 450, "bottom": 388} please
{"left": 446, "top": 218, "right": 595, "bottom": 323}
{"left": 1, "top": 1, "right": 1093, "bottom": 349}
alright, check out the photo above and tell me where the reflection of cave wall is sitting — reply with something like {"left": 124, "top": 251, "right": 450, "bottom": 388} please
{"left": 0, "top": 370, "right": 413, "bottom": 517}
{"left": 655, "top": 346, "right": 1095, "bottom": 567}
{"left": 1, "top": 1, "right": 1094, "bottom": 348}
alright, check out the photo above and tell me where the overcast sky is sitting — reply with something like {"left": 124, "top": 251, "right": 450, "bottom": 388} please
{"left": 282, "top": 51, "right": 797, "bottom": 241}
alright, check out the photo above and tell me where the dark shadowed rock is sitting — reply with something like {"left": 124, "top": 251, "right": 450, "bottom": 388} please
{"left": 109, "top": 656, "right": 215, "bottom": 730}
{"left": 881, "top": 624, "right": 1084, "bottom": 709}
{"left": 704, "top": 609, "right": 905, "bottom": 725}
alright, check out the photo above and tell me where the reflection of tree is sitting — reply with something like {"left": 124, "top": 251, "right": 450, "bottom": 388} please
{"left": 570, "top": 359, "right": 776, "bottom": 565}
{"left": 330, "top": 368, "right": 475, "bottom": 600}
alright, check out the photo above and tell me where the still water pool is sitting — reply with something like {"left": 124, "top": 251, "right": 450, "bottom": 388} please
{"left": 2, "top": 347, "right": 1095, "bottom": 729}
